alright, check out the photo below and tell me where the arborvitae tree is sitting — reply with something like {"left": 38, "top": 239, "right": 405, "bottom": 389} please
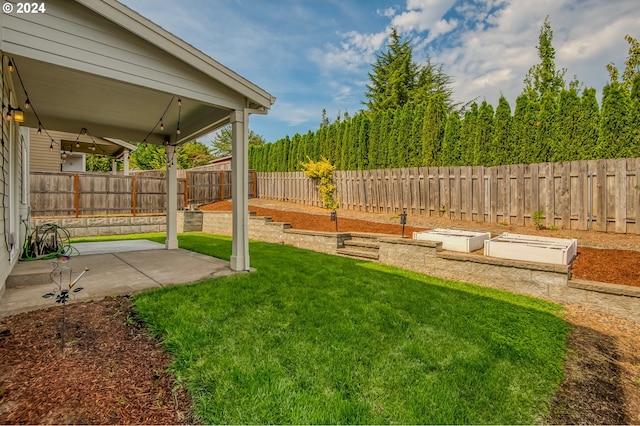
{"left": 630, "top": 76, "right": 640, "bottom": 157}
{"left": 421, "top": 93, "right": 447, "bottom": 166}
{"left": 490, "top": 96, "right": 512, "bottom": 166}
{"left": 473, "top": 100, "right": 494, "bottom": 166}
{"left": 598, "top": 66, "right": 632, "bottom": 158}
{"left": 460, "top": 102, "right": 478, "bottom": 165}
{"left": 367, "top": 111, "right": 381, "bottom": 169}
{"left": 512, "top": 93, "right": 540, "bottom": 164}
{"left": 555, "top": 84, "right": 582, "bottom": 161}
{"left": 357, "top": 114, "right": 371, "bottom": 170}
{"left": 532, "top": 90, "right": 557, "bottom": 163}
{"left": 378, "top": 109, "right": 395, "bottom": 168}
{"left": 386, "top": 108, "right": 400, "bottom": 168}
{"left": 334, "top": 120, "right": 347, "bottom": 169}
{"left": 289, "top": 134, "right": 301, "bottom": 171}
{"left": 441, "top": 110, "right": 462, "bottom": 166}
{"left": 364, "top": 28, "right": 416, "bottom": 112}
{"left": 408, "top": 102, "right": 426, "bottom": 167}
{"left": 317, "top": 125, "right": 329, "bottom": 160}
{"left": 397, "top": 103, "right": 413, "bottom": 167}
{"left": 524, "top": 16, "right": 565, "bottom": 100}
{"left": 578, "top": 88, "right": 600, "bottom": 160}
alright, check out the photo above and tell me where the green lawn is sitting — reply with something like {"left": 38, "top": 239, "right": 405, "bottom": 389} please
{"left": 78, "top": 233, "right": 570, "bottom": 424}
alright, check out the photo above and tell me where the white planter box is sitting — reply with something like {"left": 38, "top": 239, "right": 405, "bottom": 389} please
{"left": 483, "top": 233, "right": 578, "bottom": 265}
{"left": 412, "top": 229, "right": 491, "bottom": 253}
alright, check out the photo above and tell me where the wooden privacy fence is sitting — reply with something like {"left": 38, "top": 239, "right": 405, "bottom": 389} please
{"left": 257, "top": 158, "right": 640, "bottom": 234}
{"left": 30, "top": 170, "right": 257, "bottom": 217}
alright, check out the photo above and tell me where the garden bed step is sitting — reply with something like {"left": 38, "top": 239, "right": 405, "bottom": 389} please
{"left": 336, "top": 248, "right": 379, "bottom": 260}
{"left": 343, "top": 240, "right": 380, "bottom": 249}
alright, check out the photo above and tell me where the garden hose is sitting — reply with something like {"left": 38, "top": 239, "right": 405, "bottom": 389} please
{"left": 21, "top": 223, "right": 78, "bottom": 261}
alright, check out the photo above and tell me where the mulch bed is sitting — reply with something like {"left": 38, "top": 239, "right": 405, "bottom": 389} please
{"left": 0, "top": 297, "right": 192, "bottom": 425}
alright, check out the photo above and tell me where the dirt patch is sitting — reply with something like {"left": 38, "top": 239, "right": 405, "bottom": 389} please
{"left": 0, "top": 297, "right": 192, "bottom": 425}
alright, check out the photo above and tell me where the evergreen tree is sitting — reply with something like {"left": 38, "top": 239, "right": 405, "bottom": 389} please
{"left": 460, "top": 102, "right": 478, "bottom": 165}
{"left": 378, "top": 109, "right": 394, "bottom": 168}
{"left": 555, "top": 84, "right": 582, "bottom": 161}
{"left": 411, "top": 57, "right": 455, "bottom": 110}
{"left": 598, "top": 67, "right": 632, "bottom": 158}
{"left": 441, "top": 110, "right": 462, "bottom": 166}
{"left": 364, "top": 28, "right": 417, "bottom": 112}
{"left": 357, "top": 114, "right": 371, "bottom": 170}
{"left": 532, "top": 90, "right": 557, "bottom": 162}
{"left": 421, "top": 93, "right": 447, "bottom": 166}
{"left": 367, "top": 111, "right": 381, "bottom": 169}
{"left": 524, "top": 16, "right": 565, "bottom": 100}
{"left": 490, "top": 96, "right": 512, "bottom": 166}
{"left": 473, "top": 100, "right": 494, "bottom": 166}
{"left": 622, "top": 35, "right": 640, "bottom": 92}
{"left": 578, "top": 88, "right": 600, "bottom": 160}
{"left": 630, "top": 76, "right": 640, "bottom": 157}
{"left": 408, "top": 102, "right": 426, "bottom": 167}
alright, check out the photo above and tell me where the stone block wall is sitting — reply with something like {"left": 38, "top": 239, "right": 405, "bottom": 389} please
{"left": 31, "top": 215, "right": 166, "bottom": 238}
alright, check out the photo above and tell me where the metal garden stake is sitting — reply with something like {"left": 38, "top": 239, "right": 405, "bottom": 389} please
{"left": 42, "top": 255, "right": 89, "bottom": 350}
{"left": 400, "top": 209, "right": 407, "bottom": 238}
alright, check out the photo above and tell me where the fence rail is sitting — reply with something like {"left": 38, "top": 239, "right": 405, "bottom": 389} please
{"left": 30, "top": 170, "right": 257, "bottom": 217}
{"left": 257, "top": 158, "right": 640, "bottom": 234}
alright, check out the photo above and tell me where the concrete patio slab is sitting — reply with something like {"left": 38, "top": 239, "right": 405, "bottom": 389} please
{"left": 1, "top": 241, "right": 243, "bottom": 318}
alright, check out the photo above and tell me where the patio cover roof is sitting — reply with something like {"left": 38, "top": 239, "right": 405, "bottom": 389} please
{"left": 1, "top": 0, "right": 275, "bottom": 271}
{"left": 1, "top": 0, "right": 275, "bottom": 145}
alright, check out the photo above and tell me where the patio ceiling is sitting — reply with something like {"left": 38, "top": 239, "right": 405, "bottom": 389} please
{"left": 2, "top": 0, "right": 275, "bottom": 146}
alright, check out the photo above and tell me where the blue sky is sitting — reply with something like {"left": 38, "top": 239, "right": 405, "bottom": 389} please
{"left": 120, "top": 0, "right": 640, "bottom": 144}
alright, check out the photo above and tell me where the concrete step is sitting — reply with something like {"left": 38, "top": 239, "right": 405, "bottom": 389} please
{"left": 343, "top": 240, "right": 380, "bottom": 249}
{"left": 336, "top": 248, "right": 379, "bottom": 260}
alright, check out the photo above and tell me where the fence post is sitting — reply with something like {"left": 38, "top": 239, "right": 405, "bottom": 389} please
{"left": 74, "top": 173, "right": 79, "bottom": 218}
{"left": 184, "top": 171, "right": 189, "bottom": 208}
{"left": 132, "top": 175, "right": 137, "bottom": 216}
{"left": 220, "top": 171, "right": 225, "bottom": 200}
{"left": 253, "top": 170, "right": 258, "bottom": 198}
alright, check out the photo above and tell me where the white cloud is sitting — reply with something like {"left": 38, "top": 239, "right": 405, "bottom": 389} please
{"left": 377, "top": 7, "right": 396, "bottom": 18}
{"left": 391, "top": 0, "right": 457, "bottom": 33}
{"left": 309, "top": 30, "right": 388, "bottom": 72}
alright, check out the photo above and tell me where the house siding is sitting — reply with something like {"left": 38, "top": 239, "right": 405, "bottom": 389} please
{"left": 2, "top": 1, "right": 244, "bottom": 109}
{"left": 0, "top": 57, "right": 28, "bottom": 297}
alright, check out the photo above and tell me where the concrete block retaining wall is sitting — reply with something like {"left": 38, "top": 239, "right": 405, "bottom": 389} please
{"left": 31, "top": 215, "right": 166, "bottom": 238}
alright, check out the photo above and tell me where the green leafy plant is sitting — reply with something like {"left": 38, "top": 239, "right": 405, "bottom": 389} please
{"left": 532, "top": 209, "right": 545, "bottom": 230}
{"left": 300, "top": 157, "right": 338, "bottom": 210}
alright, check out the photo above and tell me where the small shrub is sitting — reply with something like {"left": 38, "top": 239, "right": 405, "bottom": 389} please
{"left": 300, "top": 157, "right": 338, "bottom": 210}
{"left": 532, "top": 210, "right": 545, "bottom": 230}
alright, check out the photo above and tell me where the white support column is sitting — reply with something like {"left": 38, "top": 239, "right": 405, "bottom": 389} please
{"left": 111, "top": 158, "right": 117, "bottom": 175}
{"left": 230, "top": 109, "right": 250, "bottom": 271}
{"left": 165, "top": 144, "right": 179, "bottom": 249}
{"left": 123, "top": 150, "right": 130, "bottom": 176}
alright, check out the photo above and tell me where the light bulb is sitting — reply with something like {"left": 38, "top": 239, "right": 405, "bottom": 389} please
{"left": 177, "top": 98, "right": 182, "bottom": 106}
{"left": 160, "top": 121, "right": 164, "bottom": 131}
{"left": 176, "top": 127, "right": 181, "bottom": 135}
{"left": 37, "top": 124, "right": 42, "bottom": 135}
{"left": 7, "top": 60, "right": 13, "bottom": 72}
{"left": 24, "top": 98, "right": 30, "bottom": 109}
{"left": 49, "top": 142, "right": 53, "bottom": 152}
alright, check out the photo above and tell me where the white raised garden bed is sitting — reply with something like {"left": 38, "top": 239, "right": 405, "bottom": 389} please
{"left": 483, "top": 233, "right": 578, "bottom": 265}
{"left": 412, "top": 229, "right": 491, "bottom": 253}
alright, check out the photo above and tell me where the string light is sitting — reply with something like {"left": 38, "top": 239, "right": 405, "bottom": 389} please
{"left": 37, "top": 123, "right": 42, "bottom": 135}
{"left": 24, "top": 97, "right": 30, "bottom": 109}
{"left": 7, "top": 60, "right": 13, "bottom": 72}
{"left": 49, "top": 140, "right": 53, "bottom": 151}
{"left": 160, "top": 121, "right": 164, "bottom": 131}
{"left": 176, "top": 98, "right": 182, "bottom": 135}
